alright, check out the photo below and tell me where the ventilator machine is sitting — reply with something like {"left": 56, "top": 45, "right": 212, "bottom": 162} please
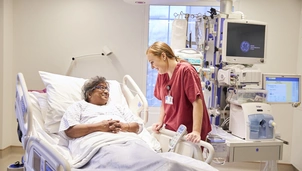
{"left": 169, "top": 0, "right": 301, "bottom": 170}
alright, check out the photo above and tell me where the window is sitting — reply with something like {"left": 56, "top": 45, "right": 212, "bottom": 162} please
{"left": 147, "top": 5, "right": 220, "bottom": 107}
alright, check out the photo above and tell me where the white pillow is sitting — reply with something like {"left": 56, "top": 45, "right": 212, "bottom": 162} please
{"left": 39, "top": 71, "right": 128, "bottom": 133}
{"left": 28, "top": 92, "right": 45, "bottom": 129}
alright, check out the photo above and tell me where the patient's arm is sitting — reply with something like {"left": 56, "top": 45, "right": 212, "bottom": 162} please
{"left": 65, "top": 120, "right": 119, "bottom": 138}
{"left": 65, "top": 120, "right": 141, "bottom": 138}
{"left": 119, "top": 122, "right": 140, "bottom": 133}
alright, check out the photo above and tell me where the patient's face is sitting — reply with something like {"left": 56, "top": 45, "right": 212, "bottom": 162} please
{"left": 89, "top": 82, "right": 109, "bottom": 105}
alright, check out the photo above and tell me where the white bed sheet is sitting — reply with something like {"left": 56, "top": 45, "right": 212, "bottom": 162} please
{"left": 28, "top": 91, "right": 218, "bottom": 171}
{"left": 24, "top": 71, "right": 218, "bottom": 171}
{"left": 29, "top": 91, "right": 72, "bottom": 160}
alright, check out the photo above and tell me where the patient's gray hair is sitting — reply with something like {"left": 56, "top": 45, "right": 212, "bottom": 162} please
{"left": 82, "top": 76, "right": 109, "bottom": 102}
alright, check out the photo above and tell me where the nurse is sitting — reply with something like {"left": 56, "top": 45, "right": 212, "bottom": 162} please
{"left": 146, "top": 41, "right": 211, "bottom": 143}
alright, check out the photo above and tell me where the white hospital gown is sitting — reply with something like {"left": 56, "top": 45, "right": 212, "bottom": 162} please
{"left": 58, "top": 101, "right": 206, "bottom": 171}
{"left": 59, "top": 100, "right": 145, "bottom": 166}
{"left": 59, "top": 100, "right": 144, "bottom": 131}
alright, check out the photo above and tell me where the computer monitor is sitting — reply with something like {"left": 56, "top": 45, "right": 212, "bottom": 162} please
{"left": 262, "top": 73, "right": 301, "bottom": 103}
{"left": 222, "top": 19, "right": 267, "bottom": 65}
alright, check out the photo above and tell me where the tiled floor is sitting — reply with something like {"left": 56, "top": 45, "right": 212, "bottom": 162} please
{"left": 0, "top": 147, "right": 24, "bottom": 171}
{"left": 211, "top": 161, "right": 297, "bottom": 171}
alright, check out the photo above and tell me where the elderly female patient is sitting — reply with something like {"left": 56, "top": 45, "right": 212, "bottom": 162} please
{"left": 59, "top": 76, "right": 198, "bottom": 170}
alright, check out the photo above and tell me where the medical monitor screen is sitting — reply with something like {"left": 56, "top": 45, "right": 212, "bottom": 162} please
{"left": 222, "top": 19, "right": 267, "bottom": 64}
{"left": 263, "top": 74, "right": 301, "bottom": 103}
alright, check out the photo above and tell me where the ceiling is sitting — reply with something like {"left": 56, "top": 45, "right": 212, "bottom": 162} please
{"left": 123, "top": 0, "right": 220, "bottom": 5}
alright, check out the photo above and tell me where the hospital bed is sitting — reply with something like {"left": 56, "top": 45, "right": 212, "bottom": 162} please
{"left": 15, "top": 71, "right": 217, "bottom": 171}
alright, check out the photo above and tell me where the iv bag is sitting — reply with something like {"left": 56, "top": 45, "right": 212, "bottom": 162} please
{"left": 171, "top": 18, "right": 187, "bottom": 50}
{"left": 195, "top": 17, "right": 203, "bottom": 51}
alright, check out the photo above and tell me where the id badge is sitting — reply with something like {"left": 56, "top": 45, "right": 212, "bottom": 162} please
{"left": 165, "top": 95, "right": 173, "bottom": 104}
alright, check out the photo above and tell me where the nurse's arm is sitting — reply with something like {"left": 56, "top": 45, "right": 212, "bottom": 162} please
{"left": 192, "top": 98, "right": 203, "bottom": 135}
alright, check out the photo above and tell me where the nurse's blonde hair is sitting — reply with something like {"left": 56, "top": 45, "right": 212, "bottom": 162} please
{"left": 146, "top": 41, "right": 184, "bottom": 62}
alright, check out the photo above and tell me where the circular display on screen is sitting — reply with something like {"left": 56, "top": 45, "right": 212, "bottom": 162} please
{"left": 240, "top": 41, "right": 250, "bottom": 53}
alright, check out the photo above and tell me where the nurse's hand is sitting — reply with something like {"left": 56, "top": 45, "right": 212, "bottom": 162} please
{"left": 186, "top": 131, "right": 201, "bottom": 143}
{"left": 152, "top": 122, "right": 163, "bottom": 133}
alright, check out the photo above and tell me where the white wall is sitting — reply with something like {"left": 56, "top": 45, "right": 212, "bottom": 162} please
{"left": 5, "top": 0, "right": 14, "bottom": 147}
{"left": 4, "top": 0, "right": 147, "bottom": 148}
{"left": 234, "top": 0, "right": 301, "bottom": 164}
{"left": 234, "top": 0, "right": 300, "bottom": 74}
{"left": 1, "top": 0, "right": 302, "bottom": 168}
{"left": 13, "top": 0, "right": 147, "bottom": 89}
{"left": 291, "top": 2, "right": 302, "bottom": 170}
{"left": 0, "top": 0, "right": 14, "bottom": 149}
{"left": 0, "top": 0, "right": 4, "bottom": 149}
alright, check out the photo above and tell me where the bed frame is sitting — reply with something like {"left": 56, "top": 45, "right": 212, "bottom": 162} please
{"left": 15, "top": 72, "right": 214, "bottom": 171}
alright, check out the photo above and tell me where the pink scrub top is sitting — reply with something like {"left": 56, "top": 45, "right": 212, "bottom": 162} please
{"left": 154, "top": 61, "right": 211, "bottom": 141}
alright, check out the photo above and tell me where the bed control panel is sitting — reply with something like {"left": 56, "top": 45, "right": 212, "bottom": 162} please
{"left": 168, "top": 124, "right": 187, "bottom": 152}
{"left": 33, "top": 149, "right": 55, "bottom": 171}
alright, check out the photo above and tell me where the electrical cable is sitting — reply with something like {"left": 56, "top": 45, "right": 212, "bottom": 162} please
{"left": 212, "top": 157, "right": 226, "bottom": 165}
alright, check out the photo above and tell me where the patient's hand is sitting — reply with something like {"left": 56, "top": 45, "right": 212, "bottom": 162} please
{"left": 100, "top": 119, "right": 120, "bottom": 133}
{"left": 65, "top": 119, "right": 121, "bottom": 138}
{"left": 109, "top": 121, "right": 122, "bottom": 133}
{"left": 152, "top": 122, "right": 163, "bottom": 133}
